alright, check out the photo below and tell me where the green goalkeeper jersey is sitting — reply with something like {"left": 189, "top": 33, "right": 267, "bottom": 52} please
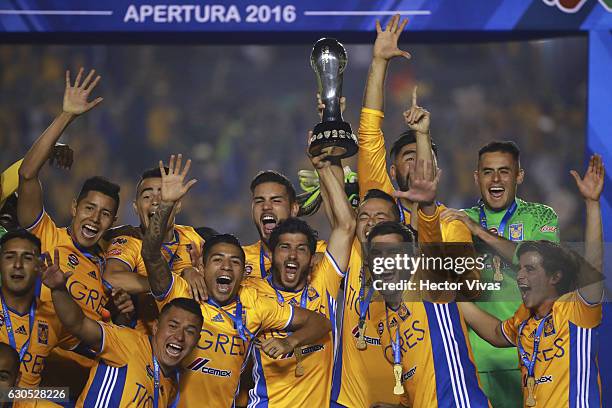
{"left": 463, "top": 197, "right": 559, "bottom": 371}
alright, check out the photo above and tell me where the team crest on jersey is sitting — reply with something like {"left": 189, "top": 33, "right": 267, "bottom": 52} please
{"left": 212, "top": 313, "right": 224, "bottom": 323}
{"left": 544, "top": 316, "right": 556, "bottom": 337}
{"left": 397, "top": 304, "right": 410, "bottom": 321}
{"left": 67, "top": 254, "right": 79, "bottom": 268}
{"left": 15, "top": 325, "right": 27, "bottom": 335}
{"left": 38, "top": 322, "right": 49, "bottom": 345}
{"left": 307, "top": 287, "right": 319, "bottom": 301}
{"left": 509, "top": 224, "right": 524, "bottom": 241}
{"left": 245, "top": 264, "right": 253, "bottom": 275}
{"left": 111, "top": 238, "right": 128, "bottom": 246}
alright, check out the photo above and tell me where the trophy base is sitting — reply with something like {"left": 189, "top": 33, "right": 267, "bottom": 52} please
{"left": 309, "top": 121, "right": 358, "bottom": 159}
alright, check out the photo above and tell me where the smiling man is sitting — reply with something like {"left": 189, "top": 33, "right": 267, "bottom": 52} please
{"left": 103, "top": 166, "right": 204, "bottom": 334}
{"left": 244, "top": 171, "right": 327, "bottom": 279}
{"left": 441, "top": 141, "right": 560, "bottom": 407}
{"left": 141, "top": 154, "right": 330, "bottom": 408}
{"left": 41, "top": 244, "right": 201, "bottom": 407}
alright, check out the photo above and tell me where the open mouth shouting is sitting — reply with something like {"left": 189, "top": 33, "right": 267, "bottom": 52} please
{"left": 518, "top": 281, "right": 530, "bottom": 301}
{"left": 261, "top": 214, "right": 278, "bottom": 237}
{"left": 488, "top": 186, "right": 505, "bottom": 201}
{"left": 81, "top": 224, "right": 99, "bottom": 240}
{"left": 283, "top": 260, "right": 300, "bottom": 283}
{"left": 165, "top": 342, "right": 184, "bottom": 359}
{"left": 215, "top": 274, "right": 234, "bottom": 294}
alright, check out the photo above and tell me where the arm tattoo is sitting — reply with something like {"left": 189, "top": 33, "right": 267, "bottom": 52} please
{"left": 141, "top": 202, "right": 174, "bottom": 297}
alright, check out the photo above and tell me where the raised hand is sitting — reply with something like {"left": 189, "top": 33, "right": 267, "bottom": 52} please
{"left": 309, "top": 144, "right": 332, "bottom": 170}
{"left": 63, "top": 67, "right": 103, "bottom": 115}
{"left": 159, "top": 154, "right": 197, "bottom": 203}
{"left": 42, "top": 249, "right": 73, "bottom": 290}
{"left": 570, "top": 154, "right": 605, "bottom": 202}
{"left": 373, "top": 14, "right": 411, "bottom": 62}
{"left": 110, "top": 288, "right": 135, "bottom": 316}
{"left": 403, "top": 86, "right": 430, "bottom": 135}
{"left": 393, "top": 159, "right": 440, "bottom": 204}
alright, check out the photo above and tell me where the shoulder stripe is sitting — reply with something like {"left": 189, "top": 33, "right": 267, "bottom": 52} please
{"left": 325, "top": 250, "right": 346, "bottom": 278}
{"left": 25, "top": 209, "right": 45, "bottom": 231}
{"left": 500, "top": 322, "right": 516, "bottom": 346}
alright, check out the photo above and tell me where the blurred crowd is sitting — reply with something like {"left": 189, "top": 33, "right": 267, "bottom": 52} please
{"left": 0, "top": 37, "right": 587, "bottom": 241}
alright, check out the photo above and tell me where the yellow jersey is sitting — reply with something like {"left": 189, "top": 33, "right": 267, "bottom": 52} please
{"left": 502, "top": 291, "right": 602, "bottom": 407}
{"left": 379, "top": 301, "right": 489, "bottom": 407}
{"left": 77, "top": 322, "right": 178, "bottom": 408}
{"left": 243, "top": 240, "right": 327, "bottom": 279}
{"left": 331, "top": 238, "right": 398, "bottom": 407}
{"left": 27, "top": 211, "right": 109, "bottom": 320}
{"left": 357, "top": 108, "right": 472, "bottom": 242}
{"left": 104, "top": 225, "right": 204, "bottom": 334}
{"left": 0, "top": 297, "right": 76, "bottom": 388}
{"left": 243, "top": 250, "right": 343, "bottom": 407}
{"left": 156, "top": 274, "right": 293, "bottom": 408}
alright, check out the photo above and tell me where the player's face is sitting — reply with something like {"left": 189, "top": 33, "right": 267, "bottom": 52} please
{"left": 475, "top": 152, "right": 524, "bottom": 211}
{"left": 203, "top": 243, "right": 245, "bottom": 305}
{"left": 251, "top": 182, "right": 298, "bottom": 244}
{"left": 357, "top": 198, "right": 398, "bottom": 244}
{"left": 391, "top": 143, "right": 416, "bottom": 191}
{"left": 0, "top": 238, "right": 41, "bottom": 296}
{"left": 517, "top": 251, "right": 559, "bottom": 309}
{"left": 369, "top": 233, "right": 404, "bottom": 299}
{"left": 152, "top": 306, "right": 201, "bottom": 369}
{"left": 271, "top": 232, "right": 313, "bottom": 291}
{"left": 0, "top": 353, "right": 19, "bottom": 390}
{"left": 134, "top": 178, "right": 178, "bottom": 231}
{"left": 70, "top": 191, "right": 117, "bottom": 248}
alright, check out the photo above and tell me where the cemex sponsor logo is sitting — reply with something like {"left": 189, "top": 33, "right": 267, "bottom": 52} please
{"left": 402, "top": 366, "right": 417, "bottom": 382}
{"left": 351, "top": 326, "right": 381, "bottom": 346}
{"left": 186, "top": 358, "right": 231, "bottom": 377}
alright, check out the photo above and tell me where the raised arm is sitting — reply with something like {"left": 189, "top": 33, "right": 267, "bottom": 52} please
{"left": 570, "top": 154, "right": 604, "bottom": 304}
{"left": 103, "top": 258, "right": 151, "bottom": 295}
{"left": 260, "top": 307, "right": 332, "bottom": 359}
{"left": 358, "top": 15, "right": 410, "bottom": 198}
{"left": 43, "top": 249, "right": 103, "bottom": 351}
{"left": 17, "top": 68, "right": 103, "bottom": 227}
{"left": 458, "top": 302, "right": 513, "bottom": 348}
{"left": 142, "top": 154, "right": 197, "bottom": 297}
{"left": 312, "top": 152, "right": 355, "bottom": 271}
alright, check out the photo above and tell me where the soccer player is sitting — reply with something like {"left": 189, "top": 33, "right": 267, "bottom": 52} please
{"left": 441, "top": 141, "right": 560, "bottom": 407}
{"left": 244, "top": 148, "right": 355, "bottom": 407}
{"left": 17, "top": 67, "right": 114, "bottom": 322}
{"left": 0, "top": 230, "right": 79, "bottom": 392}
{"left": 142, "top": 154, "right": 331, "bottom": 408}
{"left": 356, "top": 15, "right": 471, "bottom": 243}
{"left": 244, "top": 170, "right": 326, "bottom": 279}
{"left": 42, "top": 246, "right": 201, "bottom": 408}
{"left": 103, "top": 166, "right": 204, "bottom": 332}
{"left": 459, "top": 154, "right": 604, "bottom": 407}
{"left": 367, "top": 221, "right": 489, "bottom": 408}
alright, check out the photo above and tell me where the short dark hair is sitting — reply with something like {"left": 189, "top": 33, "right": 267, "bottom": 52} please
{"left": 390, "top": 130, "right": 438, "bottom": 160}
{"left": 517, "top": 240, "right": 577, "bottom": 295}
{"left": 159, "top": 297, "right": 204, "bottom": 327}
{"left": 0, "top": 229, "right": 41, "bottom": 254}
{"left": 478, "top": 141, "right": 520, "bottom": 163}
{"left": 360, "top": 189, "right": 401, "bottom": 222}
{"left": 195, "top": 226, "right": 219, "bottom": 242}
{"left": 0, "top": 342, "right": 20, "bottom": 377}
{"left": 367, "top": 221, "right": 416, "bottom": 247}
{"left": 269, "top": 217, "right": 318, "bottom": 255}
{"left": 136, "top": 166, "right": 170, "bottom": 195}
{"left": 250, "top": 171, "right": 296, "bottom": 203}
{"left": 202, "top": 234, "right": 245, "bottom": 264}
{"left": 77, "top": 176, "right": 120, "bottom": 214}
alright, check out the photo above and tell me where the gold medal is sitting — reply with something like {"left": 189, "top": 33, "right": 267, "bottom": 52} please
{"left": 493, "top": 255, "right": 503, "bottom": 282}
{"left": 393, "top": 364, "right": 404, "bottom": 395}
{"left": 526, "top": 376, "right": 536, "bottom": 407}
{"left": 356, "top": 321, "right": 367, "bottom": 350}
{"left": 294, "top": 347, "right": 304, "bottom": 377}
